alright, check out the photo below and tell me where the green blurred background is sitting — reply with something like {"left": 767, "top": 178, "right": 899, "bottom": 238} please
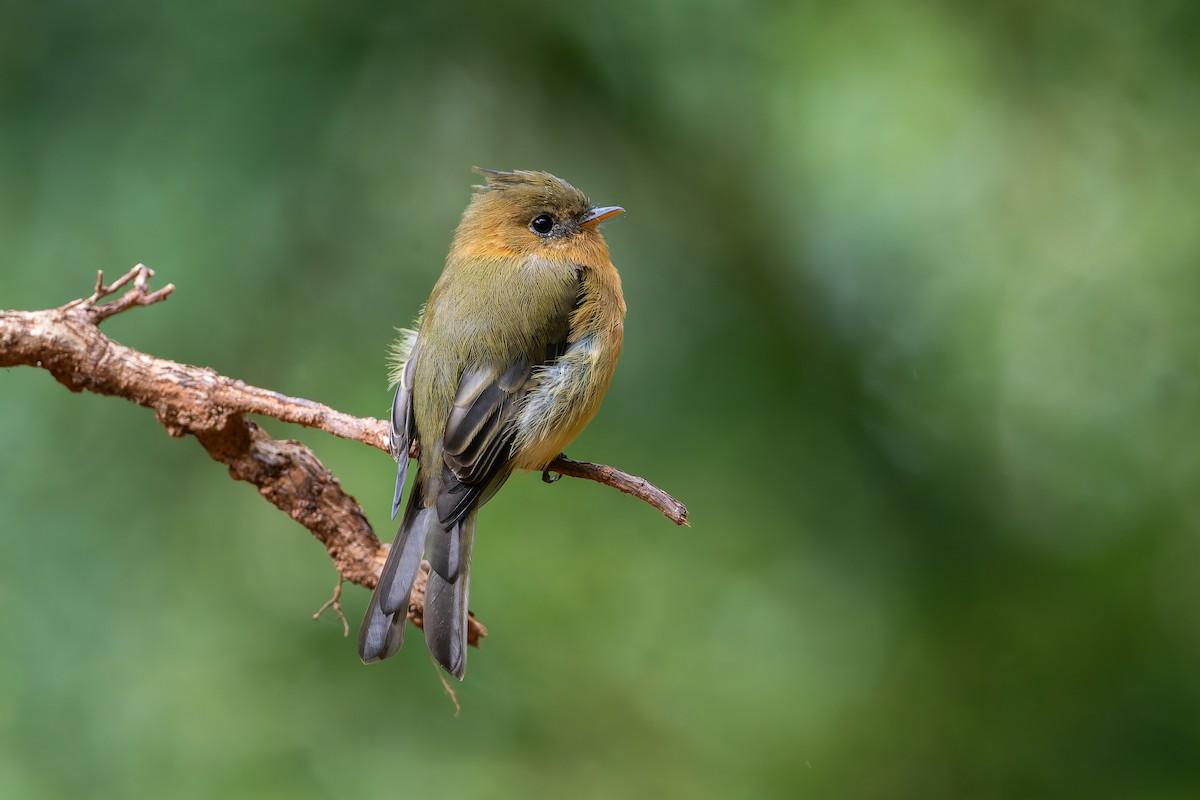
{"left": 3, "top": 1, "right": 1199, "bottom": 797}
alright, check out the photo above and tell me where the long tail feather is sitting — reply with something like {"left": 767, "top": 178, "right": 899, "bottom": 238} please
{"left": 423, "top": 512, "right": 476, "bottom": 679}
{"left": 358, "top": 485, "right": 429, "bottom": 663}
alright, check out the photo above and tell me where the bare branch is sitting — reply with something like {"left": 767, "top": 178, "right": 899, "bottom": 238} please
{"left": 1, "top": 265, "right": 686, "bottom": 648}
{"left": 545, "top": 458, "right": 689, "bottom": 526}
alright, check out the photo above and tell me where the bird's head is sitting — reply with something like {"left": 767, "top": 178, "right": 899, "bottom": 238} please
{"left": 452, "top": 168, "right": 623, "bottom": 263}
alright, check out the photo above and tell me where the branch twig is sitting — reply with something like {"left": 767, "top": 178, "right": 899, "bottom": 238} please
{"left": 313, "top": 577, "right": 350, "bottom": 637}
{"left": 1, "top": 264, "right": 687, "bottom": 646}
{"left": 63, "top": 264, "right": 178, "bottom": 322}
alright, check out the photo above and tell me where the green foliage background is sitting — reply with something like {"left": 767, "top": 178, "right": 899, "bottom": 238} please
{"left": 3, "top": 2, "right": 1199, "bottom": 797}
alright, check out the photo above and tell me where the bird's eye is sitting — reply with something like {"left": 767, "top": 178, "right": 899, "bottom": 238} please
{"left": 530, "top": 214, "right": 554, "bottom": 235}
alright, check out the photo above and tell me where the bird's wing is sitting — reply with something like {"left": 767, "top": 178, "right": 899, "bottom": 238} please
{"left": 435, "top": 357, "right": 534, "bottom": 528}
{"left": 388, "top": 341, "right": 419, "bottom": 519}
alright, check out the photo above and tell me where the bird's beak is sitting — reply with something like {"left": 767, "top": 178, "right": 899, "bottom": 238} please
{"left": 580, "top": 206, "right": 624, "bottom": 227}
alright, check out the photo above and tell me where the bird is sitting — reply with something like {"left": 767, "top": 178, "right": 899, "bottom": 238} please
{"left": 358, "top": 168, "right": 626, "bottom": 679}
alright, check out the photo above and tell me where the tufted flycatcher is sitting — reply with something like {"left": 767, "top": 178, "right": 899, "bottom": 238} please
{"left": 358, "top": 168, "right": 626, "bottom": 679}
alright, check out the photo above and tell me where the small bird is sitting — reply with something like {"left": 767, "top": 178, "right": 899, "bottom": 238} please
{"left": 358, "top": 168, "right": 626, "bottom": 679}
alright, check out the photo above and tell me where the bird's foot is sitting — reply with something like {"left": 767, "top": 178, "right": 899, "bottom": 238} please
{"left": 542, "top": 453, "right": 567, "bottom": 483}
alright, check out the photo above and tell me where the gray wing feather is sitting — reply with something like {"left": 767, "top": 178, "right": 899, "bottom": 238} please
{"left": 428, "top": 358, "right": 530, "bottom": 581}
{"left": 443, "top": 359, "right": 530, "bottom": 466}
{"left": 389, "top": 351, "right": 418, "bottom": 520}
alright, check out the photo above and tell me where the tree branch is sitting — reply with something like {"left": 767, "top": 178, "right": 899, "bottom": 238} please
{"left": 1, "top": 265, "right": 687, "bottom": 647}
